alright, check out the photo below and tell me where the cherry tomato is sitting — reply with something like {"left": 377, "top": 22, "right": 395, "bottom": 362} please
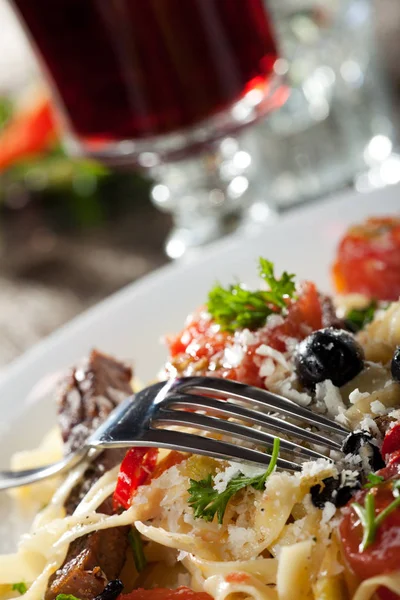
{"left": 119, "top": 587, "right": 212, "bottom": 600}
{"left": 332, "top": 217, "right": 400, "bottom": 301}
{"left": 339, "top": 465, "right": 400, "bottom": 599}
{"left": 166, "top": 282, "right": 329, "bottom": 389}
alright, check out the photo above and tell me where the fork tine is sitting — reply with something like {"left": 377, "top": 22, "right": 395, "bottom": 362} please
{"left": 164, "top": 393, "right": 342, "bottom": 451}
{"left": 172, "top": 377, "right": 348, "bottom": 437}
{"left": 156, "top": 407, "right": 329, "bottom": 461}
{"left": 143, "top": 429, "right": 301, "bottom": 471}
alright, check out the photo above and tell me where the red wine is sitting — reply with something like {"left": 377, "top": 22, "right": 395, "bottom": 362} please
{"left": 12, "top": 0, "right": 278, "bottom": 143}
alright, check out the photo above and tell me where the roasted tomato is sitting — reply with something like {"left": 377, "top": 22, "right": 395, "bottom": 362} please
{"left": 332, "top": 216, "right": 400, "bottom": 301}
{"left": 339, "top": 464, "right": 400, "bottom": 600}
{"left": 120, "top": 587, "right": 212, "bottom": 600}
{"left": 166, "top": 282, "right": 337, "bottom": 388}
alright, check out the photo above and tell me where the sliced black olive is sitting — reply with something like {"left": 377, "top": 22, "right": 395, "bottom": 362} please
{"left": 391, "top": 346, "right": 400, "bottom": 383}
{"left": 294, "top": 327, "right": 364, "bottom": 390}
{"left": 311, "top": 472, "right": 361, "bottom": 509}
{"left": 311, "top": 477, "right": 339, "bottom": 509}
{"left": 94, "top": 580, "right": 124, "bottom": 600}
{"left": 342, "top": 430, "right": 385, "bottom": 472}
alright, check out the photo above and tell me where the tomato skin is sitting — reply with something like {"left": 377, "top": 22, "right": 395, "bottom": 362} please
{"left": 339, "top": 465, "right": 400, "bottom": 598}
{"left": 387, "top": 449, "right": 400, "bottom": 467}
{"left": 113, "top": 447, "right": 158, "bottom": 510}
{"left": 333, "top": 217, "right": 400, "bottom": 301}
{"left": 382, "top": 424, "right": 400, "bottom": 460}
{"left": 119, "top": 587, "right": 212, "bottom": 600}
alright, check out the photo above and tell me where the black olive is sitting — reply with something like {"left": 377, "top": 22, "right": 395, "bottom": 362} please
{"left": 342, "top": 431, "right": 385, "bottom": 472}
{"left": 294, "top": 327, "right": 364, "bottom": 390}
{"left": 391, "top": 346, "right": 400, "bottom": 383}
{"left": 94, "top": 580, "right": 124, "bottom": 600}
{"left": 311, "top": 472, "right": 361, "bottom": 509}
{"left": 311, "top": 477, "right": 339, "bottom": 508}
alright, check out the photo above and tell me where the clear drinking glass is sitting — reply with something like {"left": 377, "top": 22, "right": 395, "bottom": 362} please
{"left": 256, "top": 0, "right": 396, "bottom": 209}
{"left": 9, "top": 0, "right": 287, "bottom": 257}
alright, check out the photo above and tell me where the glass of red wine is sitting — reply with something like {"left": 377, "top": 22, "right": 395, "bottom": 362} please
{"left": 10, "top": 0, "right": 287, "bottom": 257}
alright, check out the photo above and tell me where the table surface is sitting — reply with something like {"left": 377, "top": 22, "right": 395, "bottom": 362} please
{"left": 0, "top": 0, "right": 399, "bottom": 369}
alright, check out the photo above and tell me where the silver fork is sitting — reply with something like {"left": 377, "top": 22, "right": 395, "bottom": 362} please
{"left": 0, "top": 376, "right": 349, "bottom": 490}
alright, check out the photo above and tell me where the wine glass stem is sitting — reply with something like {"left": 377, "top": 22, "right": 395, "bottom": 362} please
{"left": 149, "top": 132, "right": 274, "bottom": 259}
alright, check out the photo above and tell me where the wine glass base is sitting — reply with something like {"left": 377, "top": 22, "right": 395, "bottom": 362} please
{"left": 164, "top": 201, "right": 278, "bottom": 260}
{"left": 149, "top": 131, "right": 280, "bottom": 259}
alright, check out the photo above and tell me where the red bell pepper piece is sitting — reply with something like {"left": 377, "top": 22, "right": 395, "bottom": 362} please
{"left": 382, "top": 423, "right": 400, "bottom": 460}
{"left": 113, "top": 447, "right": 159, "bottom": 510}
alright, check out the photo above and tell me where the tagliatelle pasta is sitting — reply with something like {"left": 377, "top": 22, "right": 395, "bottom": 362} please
{"left": 3, "top": 253, "right": 400, "bottom": 600}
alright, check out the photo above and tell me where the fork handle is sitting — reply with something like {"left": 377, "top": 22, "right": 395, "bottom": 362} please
{"left": 0, "top": 446, "right": 92, "bottom": 491}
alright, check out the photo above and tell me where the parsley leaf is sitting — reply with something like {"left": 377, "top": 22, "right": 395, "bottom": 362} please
{"left": 128, "top": 528, "right": 147, "bottom": 573}
{"left": 55, "top": 595, "right": 81, "bottom": 600}
{"left": 207, "top": 259, "right": 296, "bottom": 332}
{"left": 12, "top": 583, "right": 27, "bottom": 595}
{"left": 345, "top": 301, "right": 377, "bottom": 333}
{"left": 188, "top": 438, "right": 280, "bottom": 524}
{"left": 363, "top": 473, "right": 385, "bottom": 489}
{"left": 258, "top": 258, "right": 296, "bottom": 309}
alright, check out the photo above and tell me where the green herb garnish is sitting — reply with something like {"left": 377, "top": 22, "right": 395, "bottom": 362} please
{"left": 128, "top": 528, "right": 147, "bottom": 573}
{"left": 345, "top": 301, "right": 377, "bottom": 332}
{"left": 55, "top": 595, "right": 81, "bottom": 600}
{"left": 352, "top": 480, "right": 400, "bottom": 551}
{"left": 207, "top": 259, "right": 296, "bottom": 332}
{"left": 188, "top": 438, "right": 280, "bottom": 524}
{"left": 12, "top": 583, "right": 27, "bottom": 595}
{"left": 258, "top": 258, "right": 296, "bottom": 309}
{"left": 363, "top": 473, "right": 385, "bottom": 489}
{"left": 352, "top": 492, "right": 377, "bottom": 551}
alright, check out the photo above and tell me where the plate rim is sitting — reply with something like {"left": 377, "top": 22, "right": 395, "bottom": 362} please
{"left": 0, "top": 184, "right": 397, "bottom": 388}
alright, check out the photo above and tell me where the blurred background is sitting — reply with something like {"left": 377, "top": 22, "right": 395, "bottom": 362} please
{"left": 0, "top": 0, "right": 400, "bottom": 368}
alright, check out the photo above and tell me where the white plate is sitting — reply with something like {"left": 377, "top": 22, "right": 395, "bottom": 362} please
{"left": 1, "top": 183, "right": 399, "bottom": 549}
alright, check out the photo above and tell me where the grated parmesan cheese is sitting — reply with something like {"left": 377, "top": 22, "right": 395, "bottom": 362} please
{"left": 213, "top": 462, "right": 266, "bottom": 494}
{"left": 274, "top": 377, "right": 312, "bottom": 407}
{"left": 227, "top": 525, "right": 258, "bottom": 554}
{"left": 335, "top": 408, "right": 349, "bottom": 427}
{"left": 300, "top": 458, "right": 337, "bottom": 480}
{"left": 222, "top": 345, "right": 245, "bottom": 369}
{"left": 370, "top": 400, "right": 387, "bottom": 415}
{"left": 266, "top": 314, "right": 285, "bottom": 328}
{"left": 236, "top": 329, "right": 258, "bottom": 346}
{"left": 321, "top": 502, "right": 337, "bottom": 524}
{"left": 359, "top": 416, "right": 382, "bottom": 438}
{"left": 315, "top": 380, "right": 346, "bottom": 418}
{"left": 388, "top": 409, "right": 400, "bottom": 425}
{"left": 259, "top": 358, "right": 276, "bottom": 378}
{"left": 255, "top": 345, "right": 290, "bottom": 370}
{"left": 349, "top": 388, "right": 370, "bottom": 405}
{"left": 213, "top": 465, "right": 240, "bottom": 493}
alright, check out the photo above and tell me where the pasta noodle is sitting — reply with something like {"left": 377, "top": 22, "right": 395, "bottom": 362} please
{"left": 4, "top": 281, "right": 400, "bottom": 600}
